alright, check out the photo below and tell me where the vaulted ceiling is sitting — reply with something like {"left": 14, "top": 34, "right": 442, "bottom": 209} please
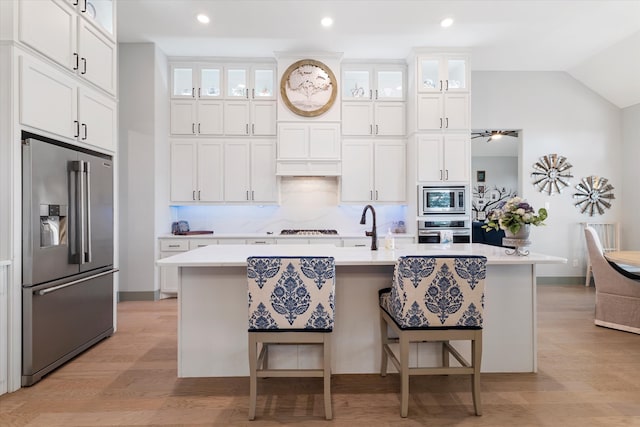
{"left": 117, "top": 0, "right": 640, "bottom": 108}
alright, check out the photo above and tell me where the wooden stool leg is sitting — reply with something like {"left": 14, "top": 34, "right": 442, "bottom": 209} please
{"left": 380, "top": 312, "right": 389, "bottom": 377}
{"left": 248, "top": 334, "right": 258, "bottom": 420}
{"left": 400, "top": 333, "right": 410, "bottom": 418}
{"left": 442, "top": 340, "right": 449, "bottom": 368}
{"left": 323, "top": 334, "right": 333, "bottom": 420}
{"left": 472, "top": 332, "right": 483, "bottom": 416}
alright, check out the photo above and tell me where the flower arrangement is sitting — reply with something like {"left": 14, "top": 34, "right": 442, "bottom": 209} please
{"left": 483, "top": 196, "right": 548, "bottom": 234}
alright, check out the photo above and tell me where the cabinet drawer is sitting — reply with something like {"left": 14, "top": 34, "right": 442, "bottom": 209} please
{"left": 247, "top": 238, "right": 276, "bottom": 245}
{"left": 160, "top": 240, "right": 189, "bottom": 251}
{"left": 189, "top": 239, "right": 218, "bottom": 250}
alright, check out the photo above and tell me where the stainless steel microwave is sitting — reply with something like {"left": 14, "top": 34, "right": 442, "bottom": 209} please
{"left": 418, "top": 185, "right": 467, "bottom": 215}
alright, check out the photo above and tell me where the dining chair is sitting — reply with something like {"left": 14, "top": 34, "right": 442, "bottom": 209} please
{"left": 247, "top": 256, "right": 335, "bottom": 420}
{"left": 582, "top": 222, "right": 619, "bottom": 286}
{"left": 379, "top": 255, "right": 487, "bottom": 417}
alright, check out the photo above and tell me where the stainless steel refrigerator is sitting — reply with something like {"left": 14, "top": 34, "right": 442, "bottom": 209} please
{"left": 22, "top": 134, "right": 116, "bottom": 386}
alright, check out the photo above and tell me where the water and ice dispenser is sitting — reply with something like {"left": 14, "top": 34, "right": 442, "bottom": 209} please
{"left": 39, "top": 204, "right": 67, "bottom": 247}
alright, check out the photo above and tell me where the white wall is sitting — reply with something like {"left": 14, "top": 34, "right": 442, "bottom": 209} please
{"left": 472, "top": 71, "right": 623, "bottom": 277}
{"left": 118, "top": 43, "right": 170, "bottom": 296}
{"left": 621, "top": 103, "right": 640, "bottom": 250}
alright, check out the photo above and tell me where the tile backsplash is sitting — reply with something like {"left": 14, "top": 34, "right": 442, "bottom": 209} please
{"left": 171, "top": 177, "right": 407, "bottom": 235}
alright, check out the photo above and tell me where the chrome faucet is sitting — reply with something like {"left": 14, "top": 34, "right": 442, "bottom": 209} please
{"left": 360, "top": 205, "right": 377, "bottom": 251}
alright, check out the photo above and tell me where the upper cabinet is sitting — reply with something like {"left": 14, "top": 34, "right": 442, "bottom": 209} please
{"left": 19, "top": 0, "right": 116, "bottom": 95}
{"left": 342, "top": 64, "right": 405, "bottom": 101}
{"left": 417, "top": 55, "right": 469, "bottom": 93}
{"left": 225, "top": 64, "right": 276, "bottom": 100}
{"left": 171, "top": 63, "right": 223, "bottom": 99}
{"left": 341, "top": 63, "right": 406, "bottom": 137}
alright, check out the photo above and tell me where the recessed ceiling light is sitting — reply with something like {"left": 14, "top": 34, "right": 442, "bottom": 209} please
{"left": 321, "top": 17, "right": 333, "bottom": 27}
{"left": 440, "top": 17, "right": 454, "bottom": 28}
{"left": 197, "top": 14, "right": 210, "bottom": 24}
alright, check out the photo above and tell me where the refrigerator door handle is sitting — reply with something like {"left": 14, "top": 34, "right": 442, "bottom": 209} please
{"left": 70, "top": 160, "right": 83, "bottom": 263}
{"left": 84, "top": 161, "right": 92, "bottom": 263}
{"left": 35, "top": 268, "right": 119, "bottom": 296}
{"left": 78, "top": 160, "right": 87, "bottom": 264}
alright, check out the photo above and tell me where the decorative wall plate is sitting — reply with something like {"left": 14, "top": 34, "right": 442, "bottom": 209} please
{"left": 280, "top": 59, "right": 337, "bottom": 117}
{"left": 531, "top": 154, "right": 573, "bottom": 195}
{"left": 573, "top": 175, "right": 615, "bottom": 216}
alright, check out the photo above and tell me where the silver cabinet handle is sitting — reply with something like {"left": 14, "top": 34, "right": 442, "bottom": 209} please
{"left": 252, "top": 123, "right": 255, "bottom": 134}
{"left": 445, "top": 170, "right": 449, "bottom": 180}
{"left": 246, "top": 88, "right": 249, "bottom": 99}
{"left": 198, "top": 123, "right": 201, "bottom": 134}
{"left": 246, "top": 123, "right": 249, "bottom": 135}
{"left": 253, "top": 241, "right": 267, "bottom": 244}
{"left": 246, "top": 190, "right": 249, "bottom": 200}
{"left": 192, "top": 88, "right": 195, "bottom": 98}
{"left": 251, "top": 190, "right": 255, "bottom": 200}
{"left": 369, "top": 89, "right": 372, "bottom": 100}
{"left": 74, "top": 120, "right": 80, "bottom": 137}
{"left": 198, "top": 87, "right": 201, "bottom": 98}
{"left": 168, "top": 244, "right": 180, "bottom": 248}
{"left": 369, "top": 124, "right": 373, "bottom": 135}
{"left": 370, "top": 190, "right": 373, "bottom": 201}
{"left": 81, "top": 0, "right": 87, "bottom": 13}
{"left": 375, "top": 89, "right": 378, "bottom": 100}
{"left": 81, "top": 123, "right": 87, "bottom": 140}
{"left": 198, "top": 190, "right": 201, "bottom": 200}
{"left": 440, "top": 118, "right": 443, "bottom": 129}
{"left": 252, "top": 88, "right": 255, "bottom": 99}
{"left": 439, "top": 80, "right": 443, "bottom": 91}
{"left": 375, "top": 190, "right": 379, "bottom": 200}
{"left": 440, "top": 170, "right": 443, "bottom": 180}
{"left": 192, "top": 190, "right": 196, "bottom": 201}
{"left": 80, "top": 57, "right": 86, "bottom": 75}
{"left": 445, "top": 117, "right": 449, "bottom": 128}
{"left": 445, "top": 80, "right": 449, "bottom": 91}
{"left": 354, "top": 244, "right": 366, "bottom": 247}
{"left": 375, "top": 124, "right": 379, "bottom": 135}
{"left": 192, "top": 123, "right": 195, "bottom": 134}
{"left": 73, "top": 52, "right": 79, "bottom": 70}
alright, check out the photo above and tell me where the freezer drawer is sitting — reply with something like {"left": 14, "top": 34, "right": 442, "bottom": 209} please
{"left": 22, "top": 270, "right": 114, "bottom": 386}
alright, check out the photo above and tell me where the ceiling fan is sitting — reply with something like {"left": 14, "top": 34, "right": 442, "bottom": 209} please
{"left": 471, "top": 130, "right": 519, "bottom": 142}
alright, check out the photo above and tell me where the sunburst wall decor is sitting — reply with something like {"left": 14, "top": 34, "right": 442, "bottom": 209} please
{"left": 531, "top": 154, "right": 573, "bottom": 195}
{"left": 573, "top": 175, "right": 615, "bottom": 216}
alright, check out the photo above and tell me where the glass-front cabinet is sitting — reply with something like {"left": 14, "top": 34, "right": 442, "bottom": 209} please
{"left": 342, "top": 64, "right": 405, "bottom": 101}
{"left": 226, "top": 64, "right": 275, "bottom": 100}
{"left": 418, "top": 55, "right": 468, "bottom": 93}
{"left": 171, "top": 63, "right": 222, "bottom": 99}
{"left": 63, "top": 0, "right": 114, "bottom": 38}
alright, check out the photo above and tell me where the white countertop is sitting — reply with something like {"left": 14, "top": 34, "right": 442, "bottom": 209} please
{"left": 157, "top": 243, "right": 567, "bottom": 267}
{"left": 159, "top": 233, "right": 414, "bottom": 239}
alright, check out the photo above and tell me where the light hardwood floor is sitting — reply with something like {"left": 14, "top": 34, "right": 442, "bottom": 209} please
{"left": 1, "top": 284, "right": 639, "bottom": 426}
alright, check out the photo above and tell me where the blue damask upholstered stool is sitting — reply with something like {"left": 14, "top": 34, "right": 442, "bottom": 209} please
{"left": 379, "top": 255, "right": 487, "bottom": 417}
{"left": 247, "top": 256, "right": 336, "bottom": 420}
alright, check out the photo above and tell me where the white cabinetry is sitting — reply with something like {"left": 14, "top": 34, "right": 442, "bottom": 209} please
{"left": 158, "top": 238, "right": 189, "bottom": 297}
{"left": 170, "top": 99, "right": 223, "bottom": 136}
{"left": 19, "top": 0, "right": 116, "bottom": 95}
{"left": 342, "top": 64, "right": 406, "bottom": 136}
{"left": 276, "top": 122, "right": 341, "bottom": 176}
{"left": 225, "top": 64, "right": 276, "bottom": 100}
{"left": 224, "top": 140, "right": 277, "bottom": 203}
{"left": 341, "top": 140, "right": 406, "bottom": 202}
{"left": 170, "top": 140, "right": 224, "bottom": 203}
{"left": 224, "top": 100, "right": 276, "bottom": 136}
{"left": 417, "top": 93, "right": 468, "bottom": 130}
{"left": 417, "top": 55, "right": 469, "bottom": 93}
{"left": 416, "top": 134, "right": 469, "bottom": 183}
{"left": 20, "top": 55, "right": 116, "bottom": 152}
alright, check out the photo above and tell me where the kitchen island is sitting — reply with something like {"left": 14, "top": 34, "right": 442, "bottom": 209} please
{"left": 157, "top": 243, "right": 566, "bottom": 377}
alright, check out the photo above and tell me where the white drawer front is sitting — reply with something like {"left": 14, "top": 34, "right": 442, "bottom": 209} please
{"left": 160, "top": 240, "right": 189, "bottom": 251}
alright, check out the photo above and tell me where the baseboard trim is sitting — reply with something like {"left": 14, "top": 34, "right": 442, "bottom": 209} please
{"left": 118, "top": 290, "right": 159, "bottom": 302}
{"left": 537, "top": 276, "right": 585, "bottom": 285}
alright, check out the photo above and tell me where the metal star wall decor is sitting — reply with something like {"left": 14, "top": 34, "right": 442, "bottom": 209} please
{"left": 531, "top": 154, "right": 573, "bottom": 195}
{"left": 573, "top": 175, "right": 615, "bottom": 216}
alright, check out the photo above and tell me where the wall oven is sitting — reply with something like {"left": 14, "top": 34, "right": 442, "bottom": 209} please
{"left": 418, "top": 219, "right": 471, "bottom": 244}
{"left": 418, "top": 185, "right": 467, "bottom": 215}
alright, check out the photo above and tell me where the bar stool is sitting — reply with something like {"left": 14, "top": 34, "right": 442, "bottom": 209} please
{"left": 247, "top": 256, "right": 335, "bottom": 420}
{"left": 379, "top": 255, "right": 487, "bottom": 417}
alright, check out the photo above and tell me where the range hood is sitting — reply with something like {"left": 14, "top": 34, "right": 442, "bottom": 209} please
{"left": 276, "top": 160, "right": 342, "bottom": 176}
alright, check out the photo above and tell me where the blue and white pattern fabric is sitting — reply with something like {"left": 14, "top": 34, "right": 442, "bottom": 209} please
{"left": 380, "top": 256, "right": 486, "bottom": 329}
{"left": 247, "top": 256, "right": 336, "bottom": 332}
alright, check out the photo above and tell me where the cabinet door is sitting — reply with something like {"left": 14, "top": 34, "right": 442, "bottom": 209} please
{"left": 342, "top": 103, "right": 373, "bottom": 136}
{"left": 19, "top": 0, "right": 76, "bottom": 71}
{"left": 417, "top": 94, "right": 444, "bottom": 130}
{"left": 78, "top": 20, "right": 116, "bottom": 94}
{"left": 226, "top": 67, "right": 248, "bottom": 98}
{"left": 443, "top": 94, "right": 469, "bottom": 130}
{"left": 198, "top": 141, "right": 224, "bottom": 201}
{"left": 251, "top": 101, "right": 276, "bottom": 136}
{"left": 375, "top": 103, "right": 405, "bottom": 136}
{"left": 341, "top": 141, "right": 374, "bottom": 202}
{"left": 309, "top": 123, "right": 340, "bottom": 159}
{"left": 20, "top": 56, "right": 77, "bottom": 140}
{"left": 374, "top": 141, "right": 406, "bottom": 202}
{"left": 417, "top": 135, "right": 444, "bottom": 182}
{"left": 198, "top": 101, "right": 224, "bottom": 135}
{"left": 443, "top": 135, "right": 469, "bottom": 182}
{"left": 444, "top": 56, "right": 468, "bottom": 92}
{"left": 224, "top": 101, "right": 250, "bottom": 135}
{"left": 252, "top": 66, "right": 276, "bottom": 100}
{"left": 418, "top": 57, "right": 443, "bottom": 93}
{"left": 159, "top": 251, "right": 179, "bottom": 295}
{"left": 375, "top": 68, "right": 404, "bottom": 101}
{"left": 342, "top": 69, "right": 372, "bottom": 101}
{"left": 170, "top": 100, "right": 196, "bottom": 135}
{"left": 170, "top": 141, "right": 197, "bottom": 202}
{"left": 199, "top": 65, "right": 222, "bottom": 99}
{"left": 78, "top": 86, "right": 116, "bottom": 152}
{"left": 224, "top": 141, "right": 251, "bottom": 202}
{"left": 277, "top": 124, "right": 307, "bottom": 159}
{"left": 251, "top": 140, "right": 278, "bottom": 202}
{"left": 171, "top": 64, "right": 195, "bottom": 98}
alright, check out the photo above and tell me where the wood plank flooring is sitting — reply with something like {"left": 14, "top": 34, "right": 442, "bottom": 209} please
{"left": 2, "top": 284, "right": 639, "bottom": 426}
